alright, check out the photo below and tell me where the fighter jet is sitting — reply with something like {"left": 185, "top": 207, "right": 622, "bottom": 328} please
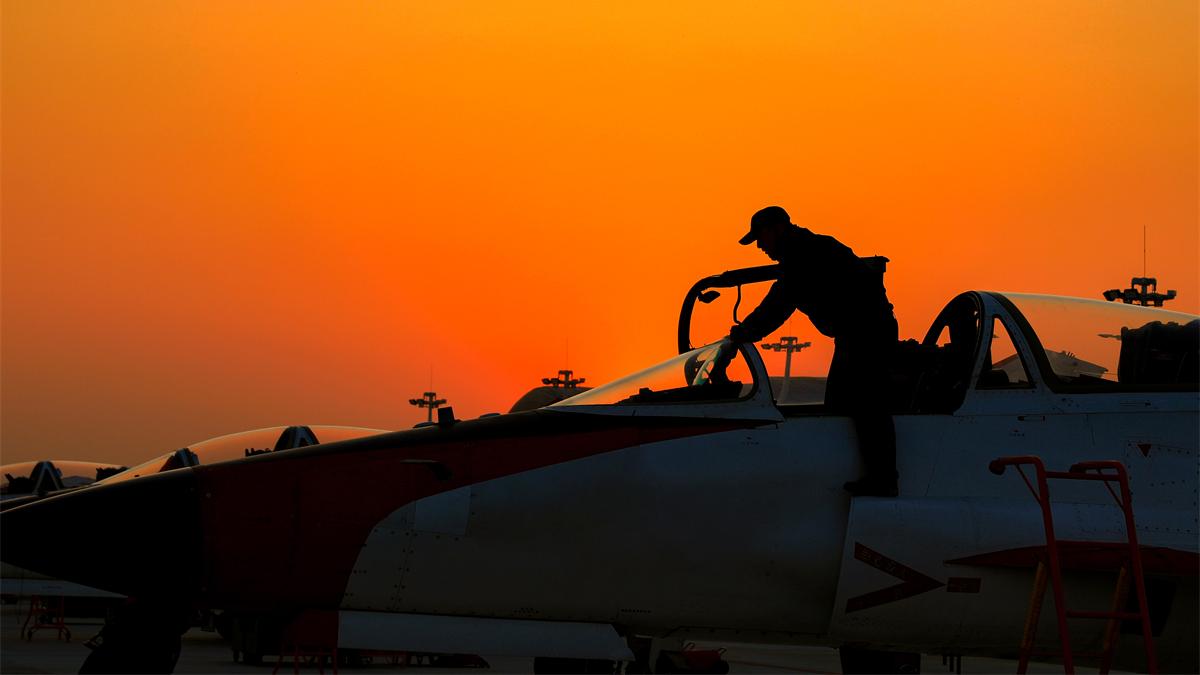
{"left": 2, "top": 264, "right": 1196, "bottom": 674}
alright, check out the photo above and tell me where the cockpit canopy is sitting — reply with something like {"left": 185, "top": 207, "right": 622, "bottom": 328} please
{"left": 903, "top": 292, "right": 1196, "bottom": 411}
{"left": 1001, "top": 293, "right": 1198, "bottom": 390}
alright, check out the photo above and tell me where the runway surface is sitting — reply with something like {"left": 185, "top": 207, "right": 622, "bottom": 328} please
{"left": 0, "top": 603, "right": 1107, "bottom": 673}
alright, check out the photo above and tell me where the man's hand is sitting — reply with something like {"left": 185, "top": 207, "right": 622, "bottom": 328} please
{"left": 709, "top": 339, "right": 736, "bottom": 384}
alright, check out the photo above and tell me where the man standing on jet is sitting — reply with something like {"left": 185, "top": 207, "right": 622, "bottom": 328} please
{"left": 729, "top": 206, "right": 899, "bottom": 497}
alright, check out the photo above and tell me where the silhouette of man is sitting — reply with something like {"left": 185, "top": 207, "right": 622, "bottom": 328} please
{"left": 729, "top": 206, "right": 899, "bottom": 497}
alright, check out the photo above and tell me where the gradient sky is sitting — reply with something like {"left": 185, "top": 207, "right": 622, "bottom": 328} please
{"left": 3, "top": 1, "right": 1197, "bottom": 466}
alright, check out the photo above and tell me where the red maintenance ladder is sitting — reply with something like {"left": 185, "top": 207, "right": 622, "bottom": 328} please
{"left": 988, "top": 456, "right": 1157, "bottom": 675}
{"left": 22, "top": 595, "right": 71, "bottom": 642}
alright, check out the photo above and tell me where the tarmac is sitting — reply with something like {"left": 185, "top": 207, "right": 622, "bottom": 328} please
{"left": 0, "top": 602, "right": 1106, "bottom": 674}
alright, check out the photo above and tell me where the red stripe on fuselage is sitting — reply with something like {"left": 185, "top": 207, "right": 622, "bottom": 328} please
{"left": 946, "top": 542, "right": 1199, "bottom": 576}
{"left": 196, "top": 413, "right": 754, "bottom": 610}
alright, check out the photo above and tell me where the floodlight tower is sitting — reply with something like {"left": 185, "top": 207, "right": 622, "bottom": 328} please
{"left": 1102, "top": 277, "right": 1177, "bottom": 307}
{"left": 760, "top": 336, "right": 811, "bottom": 402}
{"left": 542, "top": 369, "right": 585, "bottom": 388}
{"left": 1103, "top": 227, "right": 1178, "bottom": 307}
{"left": 408, "top": 391, "right": 447, "bottom": 423}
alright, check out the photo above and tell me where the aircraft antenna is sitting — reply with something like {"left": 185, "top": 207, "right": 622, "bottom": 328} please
{"left": 760, "top": 336, "right": 811, "bottom": 403}
{"left": 408, "top": 391, "right": 447, "bottom": 423}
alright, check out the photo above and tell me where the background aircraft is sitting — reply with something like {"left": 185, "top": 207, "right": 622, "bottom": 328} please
{"left": 2, "top": 460, "right": 130, "bottom": 612}
{"left": 0, "top": 426, "right": 389, "bottom": 651}
{"left": 2, "top": 460, "right": 126, "bottom": 507}
{"left": 3, "top": 266, "right": 1196, "bottom": 674}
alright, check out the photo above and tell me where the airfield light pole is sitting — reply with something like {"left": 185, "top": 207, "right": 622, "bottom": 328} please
{"left": 542, "top": 369, "right": 585, "bottom": 388}
{"left": 1102, "top": 277, "right": 1177, "bottom": 307}
{"left": 760, "top": 336, "right": 810, "bottom": 403}
{"left": 409, "top": 391, "right": 447, "bottom": 423}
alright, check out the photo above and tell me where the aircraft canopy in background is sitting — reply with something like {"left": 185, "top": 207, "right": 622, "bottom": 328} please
{"left": 96, "top": 425, "right": 391, "bottom": 487}
{"left": 1, "top": 460, "right": 125, "bottom": 500}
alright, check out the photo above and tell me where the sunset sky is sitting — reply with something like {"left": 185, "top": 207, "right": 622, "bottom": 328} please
{"left": 2, "top": 1, "right": 1197, "bottom": 466}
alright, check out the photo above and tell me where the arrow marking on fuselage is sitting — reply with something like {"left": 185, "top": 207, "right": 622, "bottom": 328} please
{"left": 845, "top": 543, "right": 945, "bottom": 613}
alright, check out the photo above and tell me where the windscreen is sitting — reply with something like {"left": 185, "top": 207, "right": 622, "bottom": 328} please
{"left": 1003, "top": 293, "right": 1198, "bottom": 389}
{"left": 551, "top": 341, "right": 754, "bottom": 407}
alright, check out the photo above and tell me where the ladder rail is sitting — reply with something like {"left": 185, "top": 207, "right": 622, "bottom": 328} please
{"left": 989, "top": 456, "right": 1158, "bottom": 675}
{"left": 990, "top": 456, "right": 1074, "bottom": 674}
{"left": 1070, "top": 461, "right": 1159, "bottom": 675}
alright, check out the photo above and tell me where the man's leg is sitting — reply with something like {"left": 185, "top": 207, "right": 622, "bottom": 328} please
{"left": 846, "top": 406, "right": 897, "bottom": 496}
{"left": 842, "top": 327, "right": 898, "bottom": 496}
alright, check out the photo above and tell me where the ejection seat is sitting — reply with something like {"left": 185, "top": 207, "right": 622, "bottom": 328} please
{"left": 902, "top": 293, "right": 982, "bottom": 414}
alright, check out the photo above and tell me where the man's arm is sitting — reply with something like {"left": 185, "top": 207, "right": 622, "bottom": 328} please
{"left": 729, "top": 279, "right": 794, "bottom": 343}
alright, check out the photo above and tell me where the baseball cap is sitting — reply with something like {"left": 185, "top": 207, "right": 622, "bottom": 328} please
{"left": 739, "top": 206, "right": 791, "bottom": 245}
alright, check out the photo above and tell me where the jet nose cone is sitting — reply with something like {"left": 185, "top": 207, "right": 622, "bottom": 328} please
{"left": 1, "top": 469, "right": 202, "bottom": 600}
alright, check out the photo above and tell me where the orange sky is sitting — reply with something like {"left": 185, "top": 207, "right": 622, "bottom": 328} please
{"left": 2, "top": 1, "right": 1197, "bottom": 466}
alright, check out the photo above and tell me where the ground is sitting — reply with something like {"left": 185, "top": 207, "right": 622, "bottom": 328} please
{"left": 0, "top": 602, "right": 1105, "bottom": 674}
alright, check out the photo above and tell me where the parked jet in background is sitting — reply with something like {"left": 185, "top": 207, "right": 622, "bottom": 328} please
{"left": 2, "top": 460, "right": 126, "bottom": 506}
{"left": 3, "top": 266, "right": 1196, "bottom": 674}
{"left": 2, "top": 460, "right": 132, "bottom": 606}
{"left": 0, "top": 427, "right": 389, "bottom": 636}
